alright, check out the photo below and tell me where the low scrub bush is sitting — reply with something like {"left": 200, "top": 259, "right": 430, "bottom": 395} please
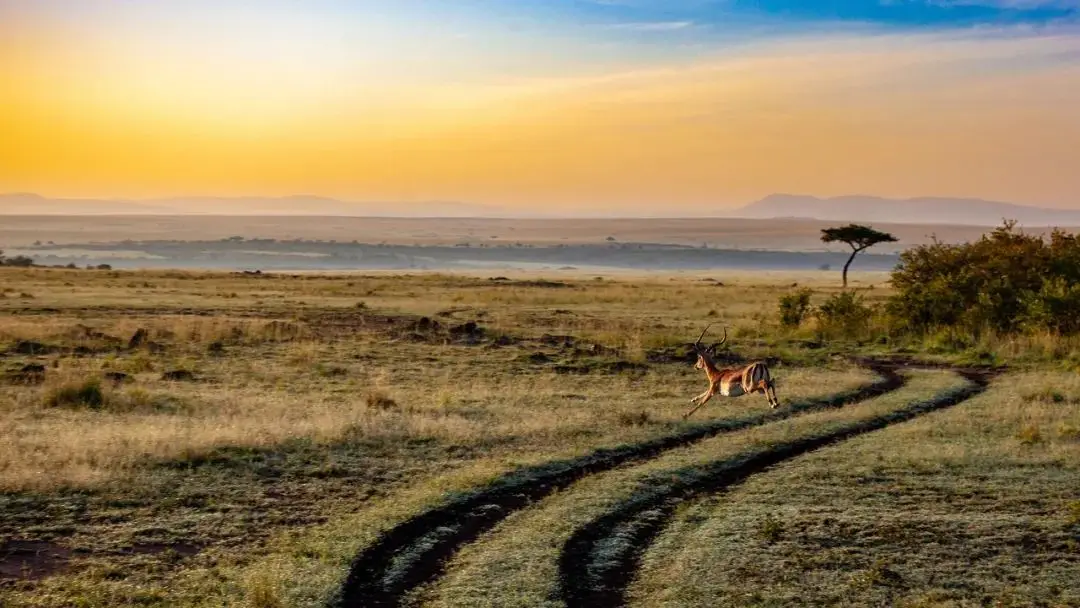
{"left": 778, "top": 288, "right": 814, "bottom": 329}
{"left": 816, "top": 291, "right": 874, "bottom": 340}
{"left": 44, "top": 377, "right": 106, "bottom": 409}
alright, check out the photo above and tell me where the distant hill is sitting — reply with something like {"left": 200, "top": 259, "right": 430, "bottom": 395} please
{"left": 736, "top": 194, "right": 1080, "bottom": 227}
{"left": 0, "top": 193, "right": 180, "bottom": 215}
{"left": 0, "top": 193, "right": 499, "bottom": 217}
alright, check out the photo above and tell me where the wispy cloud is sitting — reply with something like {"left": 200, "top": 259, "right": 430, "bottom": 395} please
{"left": 602, "top": 20, "right": 696, "bottom": 31}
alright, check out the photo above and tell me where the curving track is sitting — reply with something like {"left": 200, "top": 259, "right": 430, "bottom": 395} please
{"left": 332, "top": 361, "right": 907, "bottom": 607}
{"left": 555, "top": 367, "right": 995, "bottom": 607}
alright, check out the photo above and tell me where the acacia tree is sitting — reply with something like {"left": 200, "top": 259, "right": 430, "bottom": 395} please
{"left": 821, "top": 224, "right": 898, "bottom": 288}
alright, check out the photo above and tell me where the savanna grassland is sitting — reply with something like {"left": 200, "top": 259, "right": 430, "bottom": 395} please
{"left": 0, "top": 267, "right": 1077, "bottom": 607}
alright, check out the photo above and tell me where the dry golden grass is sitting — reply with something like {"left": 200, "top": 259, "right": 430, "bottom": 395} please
{"left": 2, "top": 348, "right": 736, "bottom": 491}
{"left": 0, "top": 266, "right": 1075, "bottom": 608}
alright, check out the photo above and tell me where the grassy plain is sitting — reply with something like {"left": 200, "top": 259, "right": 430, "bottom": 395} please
{"left": 0, "top": 267, "right": 1077, "bottom": 607}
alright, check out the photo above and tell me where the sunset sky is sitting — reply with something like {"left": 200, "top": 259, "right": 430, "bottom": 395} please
{"left": 1, "top": 0, "right": 1078, "bottom": 214}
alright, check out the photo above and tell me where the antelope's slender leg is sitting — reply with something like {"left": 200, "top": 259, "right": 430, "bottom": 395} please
{"left": 767, "top": 381, "right": 779, "bottom": 408}
{"left": 757, "top": 379, "right": 773, "bottom": 407}
{"left": 683, "top": 389, "right": 714, "bottom": 419}
{"left": 689, "top": 389, "right": 711, "bottom": 405}
{"left": 754, "top": 380, "right": 770, "bottom": 401}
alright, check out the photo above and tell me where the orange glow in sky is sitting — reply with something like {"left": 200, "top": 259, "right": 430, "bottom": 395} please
{"left": 2, "top": 1, "right": 1079, "bottom": 213}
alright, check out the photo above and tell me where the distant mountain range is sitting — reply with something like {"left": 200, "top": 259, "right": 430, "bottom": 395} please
{"left": 735, "top": 194, "right": 1080, "bottom": 227}
{"left": 3, "top": 192, "right": 1079, "bottom": 226}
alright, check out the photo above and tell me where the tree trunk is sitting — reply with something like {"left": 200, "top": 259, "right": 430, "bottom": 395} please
{"left": 842, "top": 248, "right": 859, "bottom": 289}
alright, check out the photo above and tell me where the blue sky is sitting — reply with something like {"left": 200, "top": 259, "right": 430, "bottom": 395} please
{"left": 566, "top": 0, "right": 1077, "bottom": 27}
{"left": 428, "top": 0, "right": 1079, "bottom": 38}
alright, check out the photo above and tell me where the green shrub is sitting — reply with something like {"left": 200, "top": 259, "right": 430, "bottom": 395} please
{"left": 1019, "top": 279, "right": 1080, "bottom": 335}
{"left": 816, "top": 291, "right": 873, "bottom": 339}
{"left": 889, "top": 220, "right": 1080, "bottom": 337}
{"left": 778, "top": 288, "right": 814, "bottom": 329}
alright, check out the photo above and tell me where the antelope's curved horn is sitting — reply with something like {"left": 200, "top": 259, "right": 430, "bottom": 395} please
{"left": 694, "top": 324, "right": 713, "bottom": 350}
{"left": 709, "top": 326, "right": 728, "bottom": 350}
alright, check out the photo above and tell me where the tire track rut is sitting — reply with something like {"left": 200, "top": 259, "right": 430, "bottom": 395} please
{"left": 556, "top": 366, "right": 997, "bottom": 608}
{"left": 332, "top": 362, "right": 904, "bottom": 607}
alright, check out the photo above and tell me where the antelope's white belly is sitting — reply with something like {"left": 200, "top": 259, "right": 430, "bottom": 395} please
{"left": 720, "top": 383, "right": 745, "bottom": 397}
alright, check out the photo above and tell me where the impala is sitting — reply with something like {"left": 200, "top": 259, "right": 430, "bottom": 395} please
{"left": 684, "top": 324, "right": 779, "bottom": 419}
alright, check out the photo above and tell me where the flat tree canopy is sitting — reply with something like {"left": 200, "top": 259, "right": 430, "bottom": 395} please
{"left": 821, "top": 224, "right": 898, "bottom": 250}
{"left": 821, "top": 224, "right": 898, "bottom": 287}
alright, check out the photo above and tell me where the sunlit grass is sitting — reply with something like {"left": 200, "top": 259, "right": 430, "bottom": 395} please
{"left": 0, "top": 267, "right": 1076, "bottom": 608}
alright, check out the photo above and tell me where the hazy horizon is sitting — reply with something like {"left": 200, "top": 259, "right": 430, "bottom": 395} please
{"left": 2, "top": 1, "right": 1079, "bottom": 215}
{"left": 5, "top": 192, "right": 1080, "bottom": 226}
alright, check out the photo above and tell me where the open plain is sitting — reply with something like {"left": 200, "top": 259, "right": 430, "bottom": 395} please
{"left": 0, "top": 267, "right": 1077, "bottom": 607}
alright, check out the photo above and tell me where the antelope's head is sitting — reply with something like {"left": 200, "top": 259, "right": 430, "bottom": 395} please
{"left": 691, "top": 324, "right": 728, "bottom": 369}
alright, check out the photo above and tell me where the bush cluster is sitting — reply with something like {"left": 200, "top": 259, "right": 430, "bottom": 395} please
{"left": 777, "top": 289, "right": 876, "bottom": 340}
{"left": 816, "top": 291, "right": 874, "bottom": 338}
{"left": 888, "top": 220, "right": 1080, "bottom": 336}
{"left": 778, "top": 289, "right": 813, "bottom": 328}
